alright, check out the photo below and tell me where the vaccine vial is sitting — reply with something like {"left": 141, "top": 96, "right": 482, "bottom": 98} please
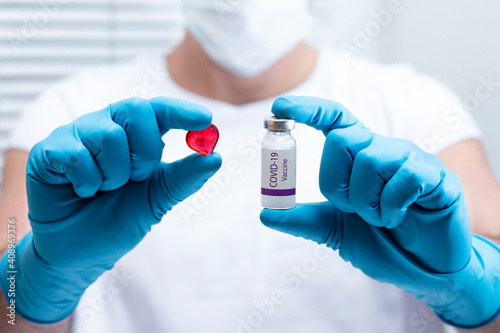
{"left": 261, "top": 117, "right": 296, "bottom": 209}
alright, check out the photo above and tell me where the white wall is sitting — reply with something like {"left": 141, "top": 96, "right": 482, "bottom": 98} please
{"left": 310, "top": 0, "right": 380, "bottom": 57}
{"left": 312, "top": 0, "right": 500, "bottom": 179}
{"left": 376, "top": 0, "right": 500, "bottom": 178}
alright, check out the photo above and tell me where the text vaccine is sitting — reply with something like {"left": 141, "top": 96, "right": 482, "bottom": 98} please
{"left": 261, "top": 117, "right": 296, "bottom": 209}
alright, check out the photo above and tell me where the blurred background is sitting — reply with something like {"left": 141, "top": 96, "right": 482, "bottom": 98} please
{"left": 0, "top": 0, "right": 499, "bottom": 178}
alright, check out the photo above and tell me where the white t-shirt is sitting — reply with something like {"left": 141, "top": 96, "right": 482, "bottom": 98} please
{"left": 7, "top": 48, "right": 481, "bottom": 333}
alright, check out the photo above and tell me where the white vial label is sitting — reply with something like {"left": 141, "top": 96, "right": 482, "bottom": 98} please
{"left": 261, "top": 148, "right": 296, "bottom": 209}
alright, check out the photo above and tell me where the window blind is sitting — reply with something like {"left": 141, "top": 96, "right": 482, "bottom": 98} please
{"left": 0, "top": 0, "right": 184, "bottom": 180}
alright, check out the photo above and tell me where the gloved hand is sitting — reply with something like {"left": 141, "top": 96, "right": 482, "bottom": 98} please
{"left": 0, "top": 97, "right": 222, "bottom": 324}
{"left": 260, "top": 96, "right": 500, "bottom": 329}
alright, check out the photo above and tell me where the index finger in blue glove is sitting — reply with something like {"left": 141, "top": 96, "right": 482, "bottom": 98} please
{"left": 272, "top": 96, "right": 373, "bottom": 213}
{"left": 271, "top": 96, "right": 364, "bottom": 135}
{"left": 104, "top": 97, "right": 213, "bottom": 183}
{"left": 107, "top": 97, "right": 212, "bottom": 182}
{"left": 149, "top": 96, "right": 213, "bottom": 134}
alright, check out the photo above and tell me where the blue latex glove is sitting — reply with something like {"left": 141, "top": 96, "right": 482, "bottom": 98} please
{"left": 0, "top": 97, "right": 222, "bottom": 324}
{"left": 260, "top": 96, "right": 500, "bottom": 329}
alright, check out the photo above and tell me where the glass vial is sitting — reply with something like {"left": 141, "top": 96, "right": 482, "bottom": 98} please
{"left": 261, "top": 117, "right": 296, "bottom": 209}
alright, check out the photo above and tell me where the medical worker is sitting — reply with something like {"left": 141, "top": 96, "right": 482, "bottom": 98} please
{"left": 1, "top": 1, "right": 500, "bottom": 332}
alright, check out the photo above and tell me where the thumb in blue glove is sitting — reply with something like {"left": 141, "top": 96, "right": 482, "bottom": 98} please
{"left": 0, "top": 97, "right": 222, "bottom": 324}
{"left": 260, "top": 95, "right": 500, "bottom": 329}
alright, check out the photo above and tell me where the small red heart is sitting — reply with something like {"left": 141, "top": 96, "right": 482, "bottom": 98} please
{"left": 186, "top": 124, "right": 220, "bottom": 156}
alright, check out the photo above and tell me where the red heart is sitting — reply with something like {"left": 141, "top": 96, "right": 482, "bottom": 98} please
{"left": 186, "top": 124, "right": 220, "bottom": 156}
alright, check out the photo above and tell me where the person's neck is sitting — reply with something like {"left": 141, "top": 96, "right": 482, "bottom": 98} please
{"left": 167, "top": 32, "right": 318, "bottom": 106}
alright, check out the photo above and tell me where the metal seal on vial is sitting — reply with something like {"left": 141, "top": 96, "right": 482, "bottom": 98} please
{"left": 264, "top": 117, "right": 295, "bottom": 130}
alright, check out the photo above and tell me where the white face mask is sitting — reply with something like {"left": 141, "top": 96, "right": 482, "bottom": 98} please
{"left": 183, "top": 0, "right": 314, "bottom": 78}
